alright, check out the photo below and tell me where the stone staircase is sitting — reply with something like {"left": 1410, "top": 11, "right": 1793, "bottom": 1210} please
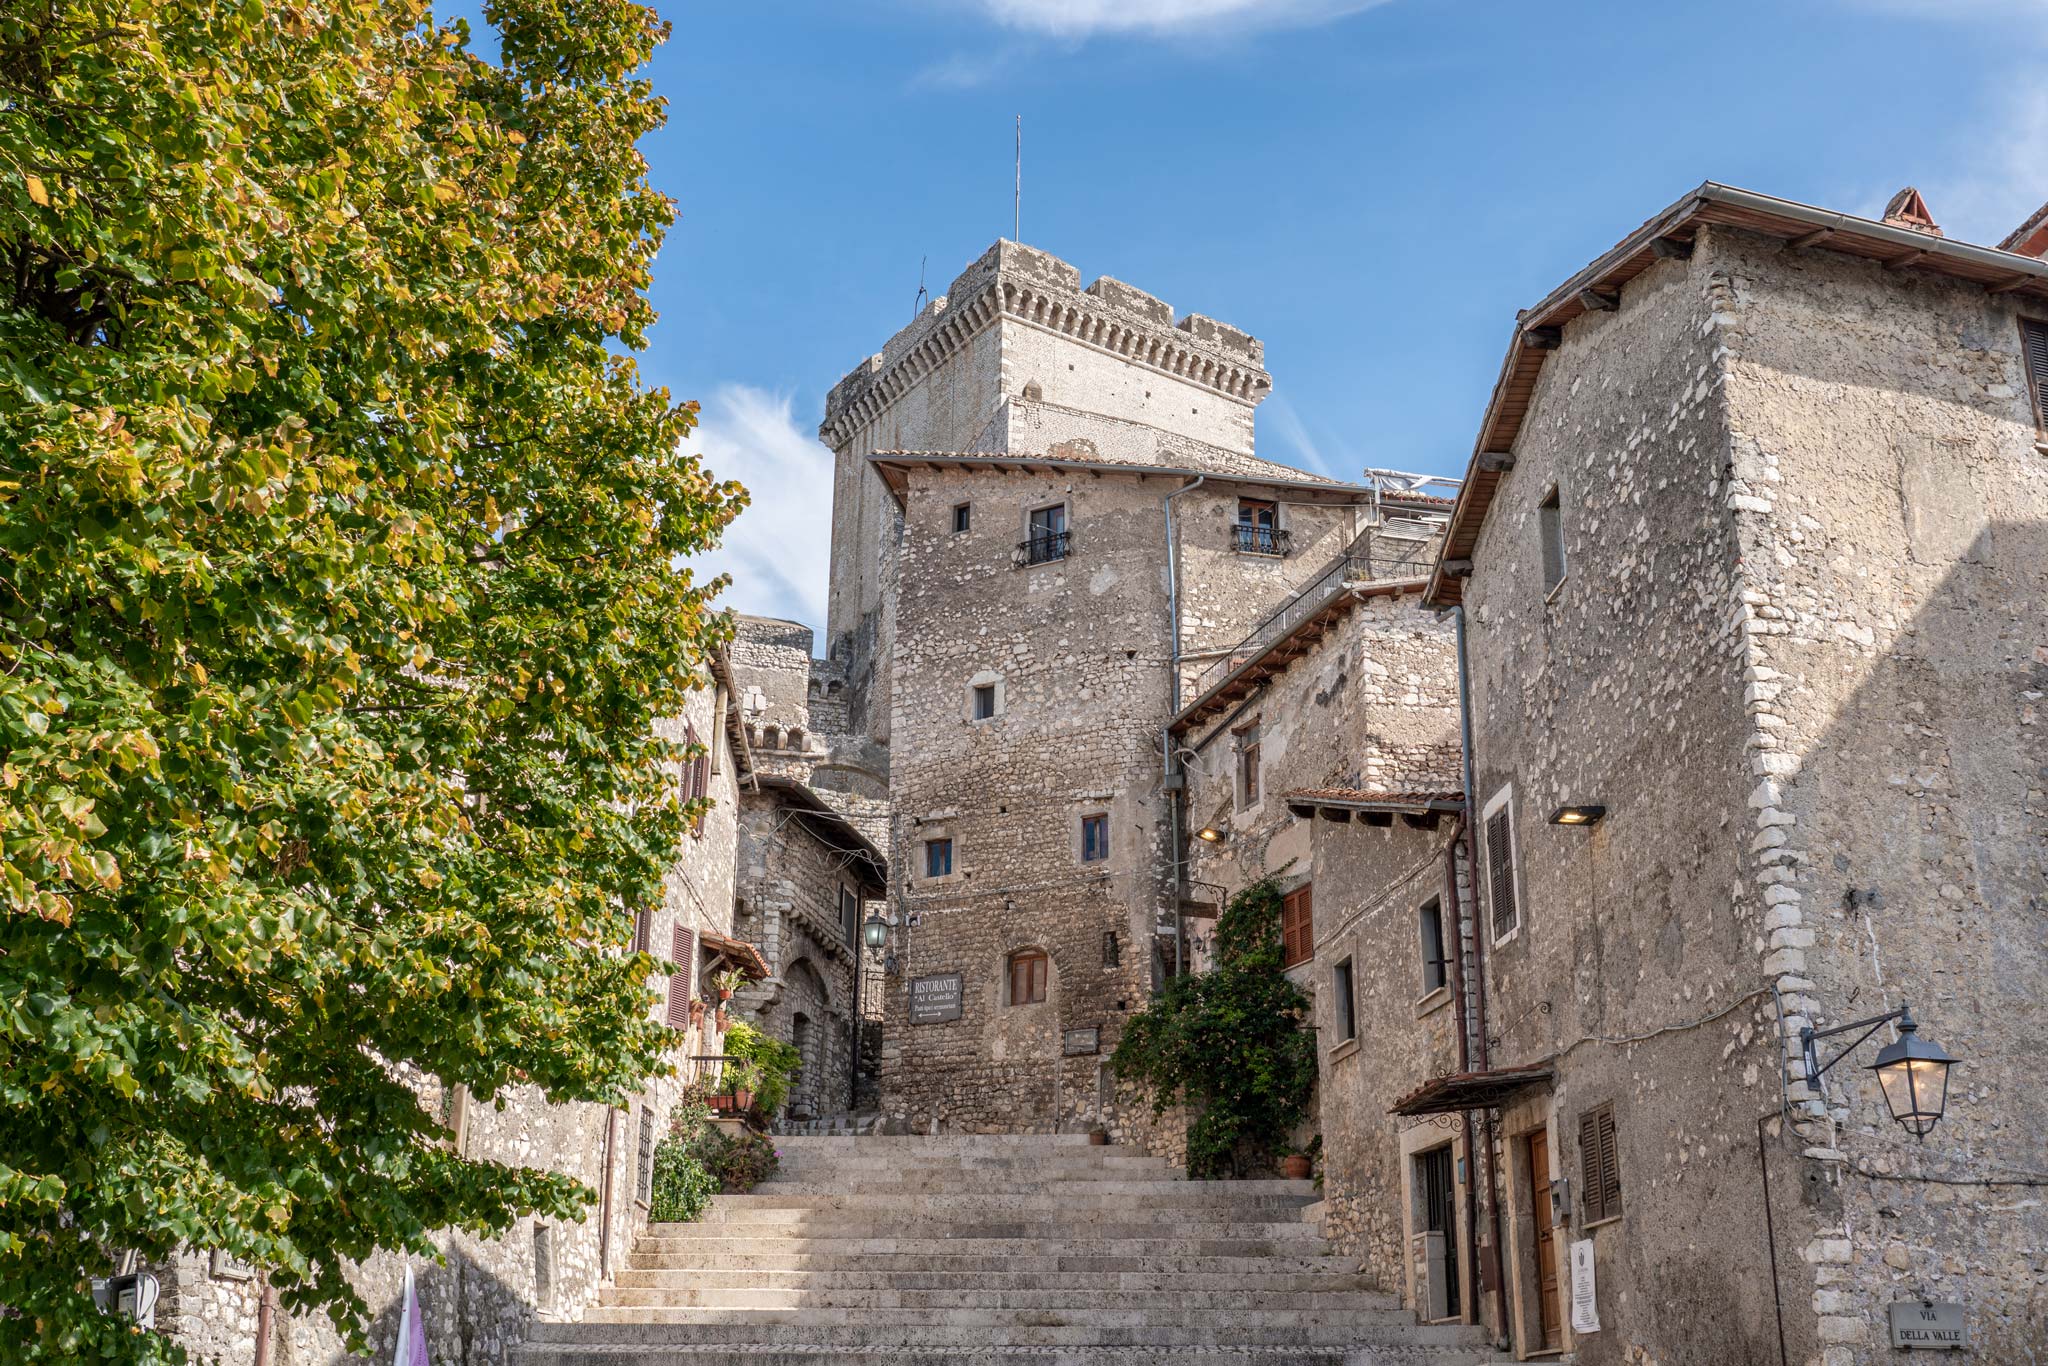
{"left": 514, "top": 1133, "right": 1494, "bottom": 1365}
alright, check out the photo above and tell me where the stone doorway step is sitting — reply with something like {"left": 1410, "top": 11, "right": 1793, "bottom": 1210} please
{"left": 512, "top": 1133, "right": 1495, "bottom": 1366}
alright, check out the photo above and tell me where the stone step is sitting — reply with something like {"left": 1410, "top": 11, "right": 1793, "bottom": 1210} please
{"left": 525, "top": 1319, "right": 1489, "bottom": 1348}
{"left": 772, "top": 1134, "right": 1099, "bottom": 1149}
{"left": 689, "top": 1197, "right": 1314, "bottom": 1220}
{"left": 598, "top": 1286, "right": 1400, "bottom": 1311}
{"left": 613, "top": 1268, "right": 1380, "bottom": 1294}
{"left": 624, "top": 1251, "right": 1363, "bottom": 1276}
{"left": 631, "top": 1231, "right": 1327, "bottom": 1256}
{"left": 576, "top": 1306, "right": 1439, "bottom": 1331}
{"left": 769, "top": 1154, "right": 1177, "bottom": 1172}
{"left": 513, "top": 1348, "right": 1491, "bottom": 1366}
{"left": 733, "top": 1182, "right": 1302, "bottom": 1202}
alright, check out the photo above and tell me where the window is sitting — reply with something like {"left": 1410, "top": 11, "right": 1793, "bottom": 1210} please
{"left": 953, "top": 502, "right": 972, "bottom": 534}
{"left": 924, "top": 838, "right": 953, "bottom": 879}
{"left": 1007, "top": 949, "right": 1048, "bottom": 1005}
{"left": 666, "top": 926, "right": 695, "bottom": 1028}
{"left": 1234, "top": 498, "right": 1285, "bottom": 555}
{"left": 1280, "top": 884, "right": 1313, "bottom": 967}
{"left": 1578, "top": 1103, "right": 1623, "bottom": 1224}
{"left": 1331, "top": 957, "right": 1356, "bottom": 1042}
{"left": 1539, "top": 485, "right": 1567, "bottom": 594}
{"left": 1236, "top": 721, "right": 1262, "bottom": 809}
{"left": 1419, "top": 897, "right": 1448, "bottom": 994}
{"left": 839, "top": 886, "right": 859, "bottom": 944}
{"left": 2025, "top": 319, "right": 2048, "bottom": 433}
{"left": 1080, "top": 813, "right": 1109, "bottom": 863}
{"left": 634, "top": 1106, "right": 655, "bottom": 1206}
{"left": 1023, "top": 503, "right": 1070, "bottom": 565}
{"left": 1483, "top": 789, "right": 1520, "bottom": 941}
{"left": 972, "top": 683, "right": 997, "bottom": 720}
{"left": 632, "top": 906, "right": 653, "bottom": 956}
{"left": 684, "top": 722, "right": 711, "bottom": 837}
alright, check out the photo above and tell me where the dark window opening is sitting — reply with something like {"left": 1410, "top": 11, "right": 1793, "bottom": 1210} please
{"left": 1416, "top": 1146, "right": 1460, "bottom": 1318}
{"left": 1539, "top": 485, "right": 1567, "bottom": 594}
{"left": 839, "top": 886, "right": 859, "bottom": 944}
{"left": 953, "top": 502, "right": 972, "bottom": 534}
{"left": 924, "top": 838, "right": 953, "bottom": 879}
{"left": 1081, "top": 813, "right": 1109, "bottom": 863}
{"left": 1419, "top": 897, "right": 1448, "bottom": 994}
{"left": 1008, "top": 949, "right": 1048, "bottom": 1005}
{"left": 1021, "top": 504, "right": 1070, "bottom": 565}
{"left": 1332, "top": 957, "right": 1356, "bottom": 1041}
{"left": 972, "top": 683, "right": 997, "bottom": 720}
{"left": 1281, "top": 884, "right": 1313, "bottom": 967}
{"left": 1234, "top": 498, "right": 1287, "bottom": 555}
{"left": 1236, "top": 721, "right": 1262, "bottom": 808}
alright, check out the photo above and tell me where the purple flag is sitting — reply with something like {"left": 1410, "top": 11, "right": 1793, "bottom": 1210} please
{"left": 394, "top": 1266, "right": 431, "bottom": 1366}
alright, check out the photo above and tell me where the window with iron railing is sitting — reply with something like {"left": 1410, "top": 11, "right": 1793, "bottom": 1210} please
{"left": 1018, "top": 504, "right": 1071, "bottom": 565}
{"left": 1232, "top": 523, "right": 1291, "bottom": 556}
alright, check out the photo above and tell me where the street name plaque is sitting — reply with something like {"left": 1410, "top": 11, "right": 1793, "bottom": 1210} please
{"left": 1889, "top": 1300, "right": 1968, "bottom": 1350}
{"left": 909, "top": 972, "right": 964, "bottom": 1024}
{"left": 1063, "top": 1027, "right": 1100, "bottom": 1056}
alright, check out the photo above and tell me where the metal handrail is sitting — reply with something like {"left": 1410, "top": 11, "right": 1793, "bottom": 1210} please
{"left": 1232, "top": 524, "right": 1290, "bottom": 556}
{"left": 1015, "top": 529, "right": 1072, "bottom": 566}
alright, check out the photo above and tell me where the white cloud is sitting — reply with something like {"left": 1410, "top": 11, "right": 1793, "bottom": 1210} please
{"left": 682, "top": 384, "right": 834, "bottom": 637}
{"left": 974, "top": 0, "right": 1389, "bottom": 37}
{"left": 1921, "top": 83, "right": 2048, "bottom": 247}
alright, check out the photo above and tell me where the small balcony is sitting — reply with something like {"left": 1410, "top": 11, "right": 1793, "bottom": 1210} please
{"left": 1233, "top": 524, "right": 1291, "bottom": 557}
{"left": 1015, "top": 529, "right": 1072, "bottom": 567}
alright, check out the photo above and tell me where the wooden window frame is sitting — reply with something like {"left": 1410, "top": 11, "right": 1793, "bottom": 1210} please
{"left": 1080, "top": 812, "right": 1110, "bottom": 864}
{"left": 1419, "top": 896, "right": 1448, "bottom": 995}
{"left": 839, "top": 885, "right": 859, "bottom": 944}
{"left": 924, "top": 837, "right": 954, "bottom": 879}
{"left": 1578, "top": 1102, "right": 1623, "bottom": 1226}
{"left": 1331, "top": 956, "right": 1356, "bottom": 1042}
{"left": 1280, "top": 883, "right": 1314, "bottom": 968}
{"left": 2024, "top": 318, "right": 2048, "bottom": 435}
{"left": 1235, "top": 719, "right": 1262, "bottom": 810}
{"left": 1483, "top": 786, "right": 1521, "bottom": 944}
{"left": 1007, "top": 949, "right": 1048, "bottom": 1006}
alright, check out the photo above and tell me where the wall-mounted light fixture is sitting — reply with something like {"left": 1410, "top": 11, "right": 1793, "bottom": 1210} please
{"left": 1549, "top": 804, "right": 1607, "bottom": 827}
{"left": 1802, "top": 1002, "right": 1956, "bottom": 1139}
{"left": 1195, "top": 826, "right": 1227, "bottom": 844}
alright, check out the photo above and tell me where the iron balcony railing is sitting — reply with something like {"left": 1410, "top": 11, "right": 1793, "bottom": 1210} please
{"left": 1015, "top": 529, "right": 1072, "bottom": 567}
{"left": 1232, "top": 524, "right": 1291, "bottom": 556}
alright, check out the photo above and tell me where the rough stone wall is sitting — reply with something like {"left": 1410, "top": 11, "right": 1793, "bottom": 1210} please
{"left": 164, "top": 682, "right": 742, "bottom": 1365}
{"left": 878, "top": 464, "right": 1168, "bottom": 1133}
{"left": 1708, "top": 225, "right": 2048, "bottom": 1364}
{"left": 1458, "top": 236, "right": 1792, "bottom": 1364}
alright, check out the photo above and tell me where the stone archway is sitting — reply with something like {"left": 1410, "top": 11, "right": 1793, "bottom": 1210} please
{"left": 782, "top": 958, "right": 834, "bottom": 1119}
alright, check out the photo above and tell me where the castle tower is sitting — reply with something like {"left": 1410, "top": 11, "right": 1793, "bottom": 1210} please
{"left": 818, "top": 241, "right": 1279, "bottom": 745}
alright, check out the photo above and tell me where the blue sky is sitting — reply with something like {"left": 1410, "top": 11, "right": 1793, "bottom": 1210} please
{"left": 620, "top": 0, "right": 2048, "bottom": 634}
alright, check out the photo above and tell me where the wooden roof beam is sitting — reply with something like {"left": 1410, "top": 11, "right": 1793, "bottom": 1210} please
{"left": 1577, "top": 287, "right": 1620, "bottom": 313}
{"left": 1649, "top": 236, "right": 1695, "bottom": 260}
{"left": 1887, "top": 249, "right": 1931, "bottom": 272}
{"left": 1787, "top": 227, "right": 1835, "bottom": 250}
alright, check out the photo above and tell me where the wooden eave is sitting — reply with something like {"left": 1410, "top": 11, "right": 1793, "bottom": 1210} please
{"left": 1390, "top": 1062, "right": 1554, "bottom": 1116}
{"left": 750, "top": 774, "right": 888, "bottom": 892}
{"left": 1169, "top": 578, "right": 1428, "bottom": 735}
{"left": 698, "top": 929, "right": 772, "bottom": 981}
{"left": 866, "top": 452, "right": 1382, "bottom": 509}
{"left": 1423, "top": 182, "right": 2048, "bottom": 608}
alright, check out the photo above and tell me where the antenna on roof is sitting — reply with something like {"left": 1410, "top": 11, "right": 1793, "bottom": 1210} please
{"left": 912, "top": 256, "right": 928, "bottom": 321}
{"left": 1014, "top": 115, "right": 1022, "bottom": 244}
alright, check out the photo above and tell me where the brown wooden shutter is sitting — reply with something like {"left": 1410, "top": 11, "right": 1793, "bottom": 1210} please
{"left": 1579, "top": 1103, "right": 1622, "bottom": 1223}
{"left": 666, "top": 926, "right": 695, "bottom": 1029}
{"left": 632, "top": 907, "right": 652, "bottom": 955}
{"left": 1486, "top": 808, "right": 1518, "bottom": 938}
{"left": 1280, "top": 885, "right": 1313, "bottom": 966}
{"left": 2025, "top": 319, "right": 2048, "bottom": 432}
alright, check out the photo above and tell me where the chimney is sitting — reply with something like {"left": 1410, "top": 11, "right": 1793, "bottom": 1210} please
{"left": 1881, "top": 187, "right": 1943, "bottom": 237}
{"left": 2000, "top": 200, "right": 2048, "bottom": 258}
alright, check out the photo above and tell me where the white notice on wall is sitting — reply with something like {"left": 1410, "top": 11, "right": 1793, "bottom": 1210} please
{"left": 1569, "top": 1239, "right": 1600, "bottom": 1334}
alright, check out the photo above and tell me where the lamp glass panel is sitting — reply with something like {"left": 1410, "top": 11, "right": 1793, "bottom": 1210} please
{"left": 1877, "top": 1056, "right": 1950, "bottom": 1134}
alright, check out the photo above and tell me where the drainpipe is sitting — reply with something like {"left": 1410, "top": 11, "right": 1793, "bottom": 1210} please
{"left": 1453, "top": 603, "right": 1508, "bottom": 1345}
{"left": 1441, "top": 836, "right": 1481, "bottom": 1328}
{"left": 1162, "top": 475, "right": 1207, "bottom": 978}
{"left": 253, "top": 1274, "right": 276, "bottom": 1366}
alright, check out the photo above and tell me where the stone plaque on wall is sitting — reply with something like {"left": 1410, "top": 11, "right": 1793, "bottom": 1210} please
{"left": 909, "top": 972, "right": 963, "bottom": 1024}
{"left": 1062, "top": 1027, "right": 1100, "bottom": 1056}
{"left": 1889, "top": 1301, "right": 1968, "bottom": 1349}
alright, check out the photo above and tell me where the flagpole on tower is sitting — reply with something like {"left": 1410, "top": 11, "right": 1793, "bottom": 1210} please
{"left": 1014, "top": 115, "right": 1021, "bottom": 243}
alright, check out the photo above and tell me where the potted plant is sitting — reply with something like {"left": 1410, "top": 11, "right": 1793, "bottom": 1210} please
{"left": 710, "top": 1057, "right": 762, "bottom": 1114}
{"left": 711, "top": 967, "right": 747, "bottom": 1002}
{"left": 1280, "top": 1144, "right": 1314, "bottom": 1180}
{"left": 1087, "top": 1124, "right": 1109, "bottom": 1146}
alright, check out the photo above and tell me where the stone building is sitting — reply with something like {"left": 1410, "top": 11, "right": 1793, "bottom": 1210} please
{"left": 818, "top": 239, "right": 1459, "bottom": 1133}
{"left": 1414, "top": 184, "right": 2048, "bottom": 1362}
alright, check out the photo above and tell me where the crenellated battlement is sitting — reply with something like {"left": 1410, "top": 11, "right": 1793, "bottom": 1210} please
{"left": 819, "top": 240, "right": 1271, "bottom": 451}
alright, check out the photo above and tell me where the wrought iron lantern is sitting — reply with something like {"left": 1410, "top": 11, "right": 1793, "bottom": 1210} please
{"left": 862, "top": 911, "right": 890, "bottom": 950}
{"left": 1801, "top": 1002, "right": 1956, "bottom": 1139}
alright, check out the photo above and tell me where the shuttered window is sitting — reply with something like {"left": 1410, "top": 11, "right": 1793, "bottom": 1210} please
{"left": 1579, "top": 1103, "right": 1622, "bottom": 1224}
{"left": 2025, "top": 319, "right": 2048, "bottom": 433}
{"left": 1484, "top": 797, "right": 1519, "bottom": 941}
{"left": 666, "top": 926, "right": 695, "bottom": 1029}
{"left": 683, "top": 722, "right": 709, "bottom": 837}
{"left": 632, "top": 907, "right": 653, "bottom": 956}
{"left": 1007, "top": 950, "right": 1048, "bottom": 1005}
{"left": 1281, "top": 884, "right": 1314, "bottom": 967}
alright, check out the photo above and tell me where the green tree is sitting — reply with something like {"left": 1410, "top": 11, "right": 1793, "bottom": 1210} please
{"left": 1111, "top": 877, "right": 1318, "bottom": 1178}
{"left": 0, "top": 0, "right": 744, "bottom": 1358}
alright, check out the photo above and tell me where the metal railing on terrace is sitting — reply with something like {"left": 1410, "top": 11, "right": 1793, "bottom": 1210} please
{"left": 1181, "top": 528, "right": 1443, "bottom": 705}
{"left": 1014, "top": 529, "right": 1072, "bottom": 567}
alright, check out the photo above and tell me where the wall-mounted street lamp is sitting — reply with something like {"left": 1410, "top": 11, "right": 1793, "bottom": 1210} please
{"left": 862, "top": 911, "right": 890, "bottom": 951}
{"left": 1195, "top": 825, "right": 1227, "bottom": 844}
{"left": 1801, "top": 1002, "right": 1956, "bottom": 1139}
{"left": 1549, "top": 804, "right": 1607, "bottom": 826}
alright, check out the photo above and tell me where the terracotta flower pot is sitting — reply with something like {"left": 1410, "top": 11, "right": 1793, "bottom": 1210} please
{"left": 1282, "top": 1154, "right": 1313, "bottom": 1180}
{"left": 1088, "top": 1129, "right": 1109, "bottom": 1146}
{"left": 717, "top": 988, "right": 733, "bottom": 1001}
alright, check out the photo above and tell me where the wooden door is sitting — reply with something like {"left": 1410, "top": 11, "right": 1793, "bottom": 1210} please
{"left": 1526, "top": 1130, "right": 1562, "bottom": 1349}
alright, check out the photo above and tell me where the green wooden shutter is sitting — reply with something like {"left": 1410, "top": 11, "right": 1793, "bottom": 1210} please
{"left": 2025, "top": 320, "right": 2048, "bottom": 432}
{"left": 1580, "top": 1104, "right": 1622, "bottom": 1223}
